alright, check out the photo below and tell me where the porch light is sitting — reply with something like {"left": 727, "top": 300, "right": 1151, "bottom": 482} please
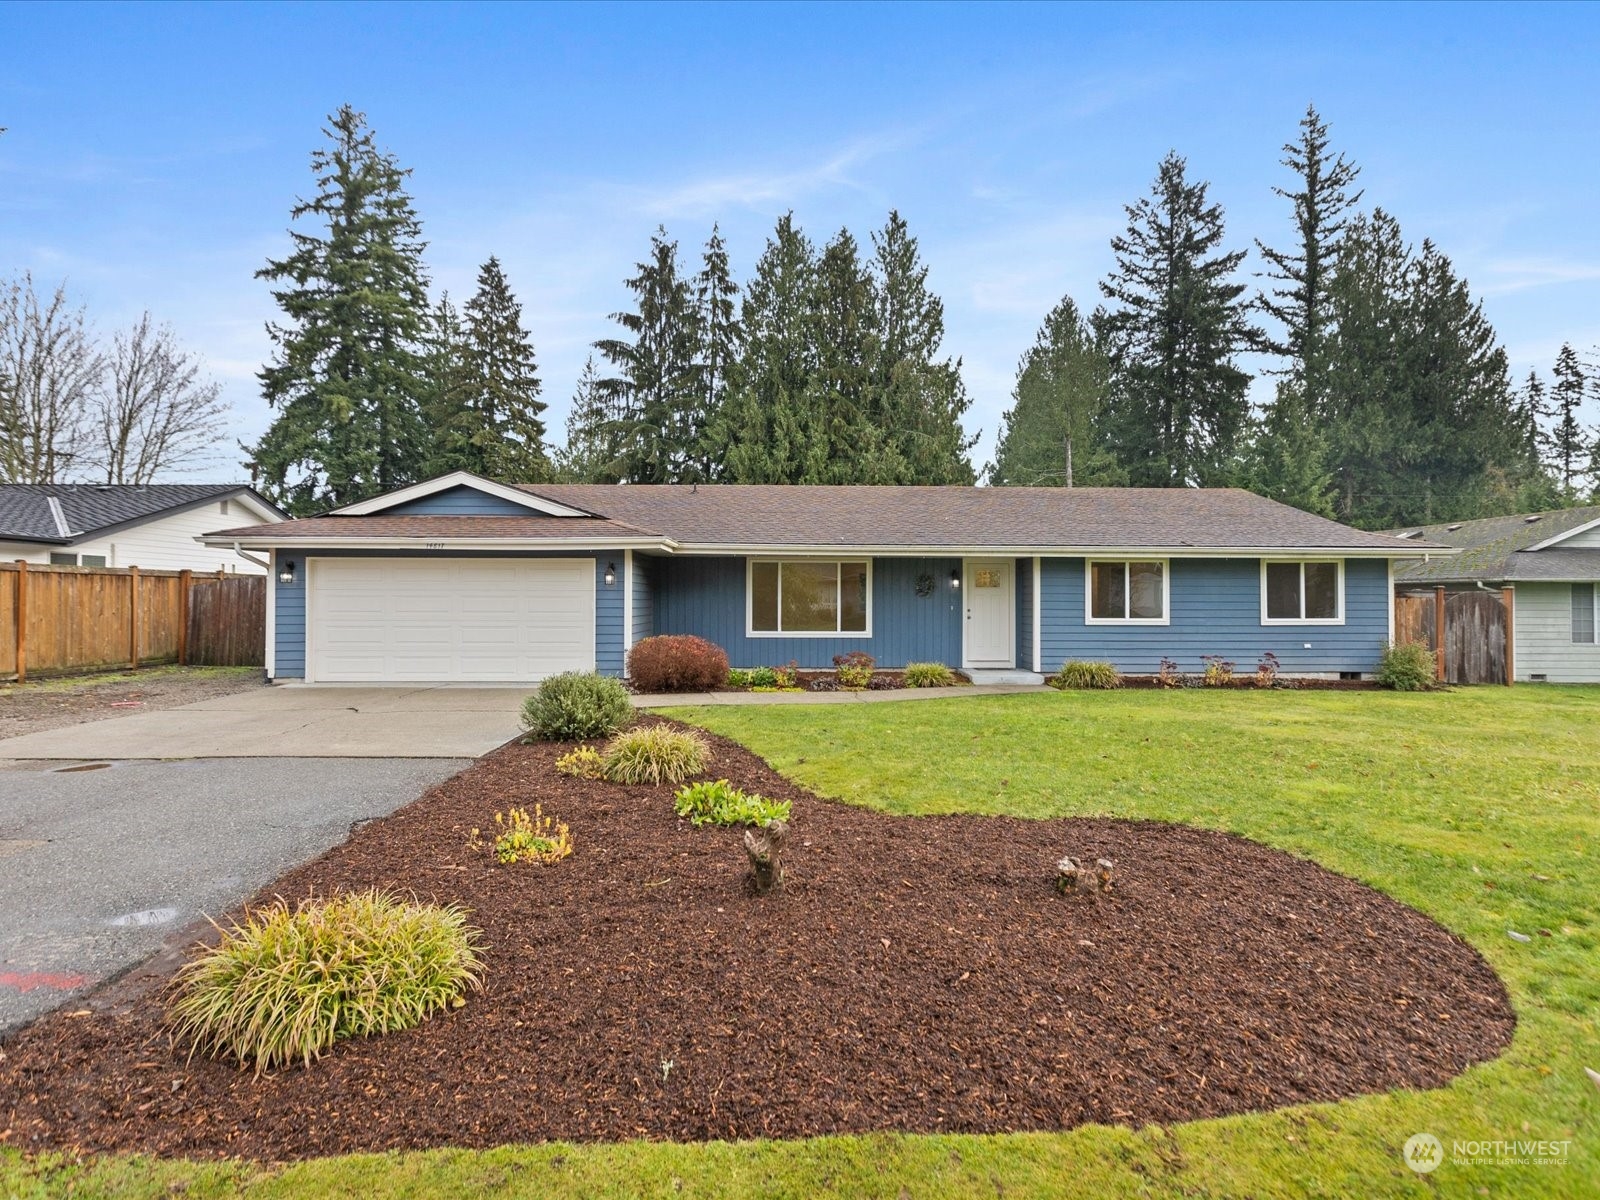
{"left": 949, "top": 569, "right": 961, "bottom": 590}
{"left": 278, "top": 559, "right": 296, "bottom": 585}
{"left": 604, "top": 562, "right": 616, "bottom": 587}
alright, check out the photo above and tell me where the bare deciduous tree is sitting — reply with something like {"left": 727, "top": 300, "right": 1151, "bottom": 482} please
{"left": 0, "top": 274, "right": 103, "bottom": 483}
{"left": 94, "top": 313, "right": 229, "bottom": 483}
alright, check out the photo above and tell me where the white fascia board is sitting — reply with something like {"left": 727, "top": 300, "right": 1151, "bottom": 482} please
{"left": 1525, "top": 514, "right": 1600, "bottom": 551}
{"left": 330, "top": 471, "right": 593, "bottom": 518}
{"left": 666, "top": 543, "right": 1457, "bottom": 559}
{"left": 199, "top": 535, "right": 675, "bottom": 552}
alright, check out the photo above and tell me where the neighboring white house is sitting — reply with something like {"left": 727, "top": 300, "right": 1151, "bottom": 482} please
{"left": 1393, "top": 504, "right": 1600, "bottom": 683}
{"left": 0, "top": 484, "right": 285, "bottom": 574}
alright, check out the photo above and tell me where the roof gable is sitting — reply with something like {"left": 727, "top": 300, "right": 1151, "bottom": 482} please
{"left": 332, "top": 472, "right": 593, "bottom": 518}
{"left": 0, "top": 484, "right": 283, "bottom": 544}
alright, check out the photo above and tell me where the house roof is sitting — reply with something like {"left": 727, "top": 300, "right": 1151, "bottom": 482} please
{"left": 0, "top": 483, "right": 284, "bottom": 546}
{"left": 1391, "top": 505, "right": 1600, "bottom": 583}
{"left": 206, "top": 481, "right": 1444, "bottom": 556}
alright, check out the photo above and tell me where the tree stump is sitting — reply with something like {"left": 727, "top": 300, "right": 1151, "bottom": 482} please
{"left": 744, "top": 818, "right": 788, "bottom": 895}
{"left": 1056, "top": 854, "right": 1114, "bottom": 897}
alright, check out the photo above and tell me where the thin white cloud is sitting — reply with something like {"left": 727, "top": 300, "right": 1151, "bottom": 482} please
{"left": 1477, "top": 257, "right": 1600, "bottom": 297}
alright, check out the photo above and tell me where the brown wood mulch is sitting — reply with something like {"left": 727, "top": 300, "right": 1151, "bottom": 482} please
{"left": 0, "top": 721, "right": 1513, "bottom": 1160}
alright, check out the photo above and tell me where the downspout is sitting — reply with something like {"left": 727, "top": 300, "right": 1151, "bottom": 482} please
{"left": 232, "top": 542, "right": 270, "bottom": 571}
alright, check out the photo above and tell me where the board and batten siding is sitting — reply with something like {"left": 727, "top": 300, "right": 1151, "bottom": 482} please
{"left": 270, "top": 548, "right": 623, "bottom": 680}
{"left": 653, "top": 555, "right": 963, "bottom": 669}
{"left": 382, "top": 486, "right": 547, "bottom": 517}
{"left": 1037, "top": 556, "right": 1391, "bottom": 676}
{"left": 632, "top": 555, "right": 657, "bottom": 647}
{"left": 1015, "top": 557, "right": 1034, "bottom": 671}
{"left": 1512, "top": 582, "right": 1600, "bottom": 682}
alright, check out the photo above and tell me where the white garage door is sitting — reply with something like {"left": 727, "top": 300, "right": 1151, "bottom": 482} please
{"left": 308, "top": 558, "right": 596, "bottom": 683}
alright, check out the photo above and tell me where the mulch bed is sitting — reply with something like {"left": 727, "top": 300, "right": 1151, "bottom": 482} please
{"left": 0, "top": 720, "right": 1513, "bottom": 1160}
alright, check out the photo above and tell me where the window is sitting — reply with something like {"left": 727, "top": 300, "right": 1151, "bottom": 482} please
{"left": 80, "top": 554, "right": 106, "bottom": 568}
{"left": 749, "top": 560, "right": 870, "bottom": 636}
{"left": 1262, "top": 560, "right": 1343, "bottom": 623}
{"left": 219, "top": 499, "right": 231, "bottom": 516}
{"left": 1572, "top": 584, "right": 1596, "bottom": 644}
{"left": 1085, "top": 560, "right": 1167, "bottom": 623}
{"left": 49, "top": 553, "right": 77, "bottom": 566}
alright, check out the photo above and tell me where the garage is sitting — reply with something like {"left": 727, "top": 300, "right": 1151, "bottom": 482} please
{"left": 306, "top": 557, "right": 596, "bottom": 683}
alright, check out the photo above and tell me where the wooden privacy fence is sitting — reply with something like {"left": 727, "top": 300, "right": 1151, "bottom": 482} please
{"left": 1395, "top": 586, "right": 1514, "bottom": 686}
{"left": 1, "top": 562, "right": 266, "bottom": 682}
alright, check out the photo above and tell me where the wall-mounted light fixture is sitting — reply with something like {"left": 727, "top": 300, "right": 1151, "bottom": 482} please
{"left": 949, "top": 568, "right": 961, "bottom": 590}
{"left": 604, "top": 562, "right": 617, "bottom": 587}
{"left": 278, "top": 558, "right": 296, "bottom": 586}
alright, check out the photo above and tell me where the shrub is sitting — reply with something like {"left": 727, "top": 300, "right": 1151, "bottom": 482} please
{"left": 673, "top": 779, "right": 792, "bottom": 828}
{"left": 1376, "top": 641, "right": 1436, "bottom": 691}
{"left": 626, "top": 635, "right": 729, "bottom": 693}
{"left": 1201, "top": 655, "right": 1236, "bottom": 687}
{"left": 903, "top": 661, "right": 956, "bottom": 688}
{"left": 726, "top": 668, "right": 754, "bottom": 689}
{"left": 554, "top": 745, "right": 604, "bottom": 779}
{"left": 1048, "top": 660, "right": 1122, "bottom": 690}
{"left": 1157, "top": 657, "right": 1181, "bottom": 689}
{"left": 772, "top": 661, "right": 800, "bottom": 688}
{"left": 1254, "top": 651, "right": 1281, "bottom": 689}
{"left": 477, "top": 804, "right": 572, "bottom": 865}
{"left": 169, "top": 890, "right": 483, "bottom": 1075}
{"left": 834, "top": 650, "right": 875, "bottom": 689}
{"left": 522, "top": 672, "right": 633, "bottom": 741}
{"left": 602, "top": 724, "right": 709, "bottom": 786}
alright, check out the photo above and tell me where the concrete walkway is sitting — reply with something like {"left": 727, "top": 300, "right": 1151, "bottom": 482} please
{"left": 633, "top": 683, "right": 1050, "bottom": 707}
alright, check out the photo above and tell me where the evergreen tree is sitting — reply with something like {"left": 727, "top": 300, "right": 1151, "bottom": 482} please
{"left": 248, "top": 106, "right": 432, "bottom": 514}
{"left": 807, "top": 227, "right": 890, "bottom": 481}
{"left": 1244, "top": 380, "right": 1335, "bottom": 516}
{"left": 552, "top": 354, "right": 624, "bottom": 482}
{"left": 987, "top": 294, "right": 1115, "bottom": 487}
{"left": 715, "top": 214, "right": 820, "bottom": 483}
{"left": 420, "top": 294, "right": 475, "bottom": 476}
{"left": 1256, "top": 104, "right": 1362, "bottom": 411}
{"left": 594, "top": 228, "right": 703, "bottom": 483}
{"left": 458, "top": 256, "right": 550, "bottom": 481}
{"left": 869, "top": 210, "right": 977, "bottom": 484}
{"left": 1506, "top": 370, "right": 1561, "bottom": 510}
{"left": 692, "top": 224, "right": 741, "bottom": 480}
{"left": 1096, "top": 152, "right": 1257, "bottom": 486}
{"left": 1549, "top": 342, "right": 1589, "bottom": 497}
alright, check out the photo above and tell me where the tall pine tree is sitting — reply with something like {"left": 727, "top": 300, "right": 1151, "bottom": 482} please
{"left": 807, "top": 227, "right": 889, "bottom": 482}
{"left": 249, "top": 106, "right": 432, "bottom": 514}
{"left": 987, "top": 294, "right": 1115, "bottom": 487}
{"left": 553, "top": 354, "right": 624, "bottom": 482}
{"left": 1096, "top": 152, "right": 1257, "bottom": 486}
{"left": 594, "top": 228, "right": 703, "bottom": 483}
{"left": 1549, "top": 343, "right": 1589, "bottom": 497}
{"left": 692, "top": 224, "right": 741, "bottom": 480}
{"left": 420, "top": 293, "right": 475, "bottom": 476}
{"left": 458, "top": 256, "right": 550, "bottom": 481}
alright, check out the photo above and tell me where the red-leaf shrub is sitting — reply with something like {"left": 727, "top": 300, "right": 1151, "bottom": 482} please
{"left": 626, "top": 635, "right": 730, "bottom": 693}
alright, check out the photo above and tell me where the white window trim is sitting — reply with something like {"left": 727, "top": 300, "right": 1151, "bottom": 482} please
{"left": 1571, "top": 582, "right": 1598, "bottom": 645}
{"left": 1260, "top": 559, "right": 1346, "bottom": 626}
{"left": 1083, "top": 558, "right": 1170, "bottom": 626}
{"left": 745, "top": 557, "right": 873, "bottom": 638}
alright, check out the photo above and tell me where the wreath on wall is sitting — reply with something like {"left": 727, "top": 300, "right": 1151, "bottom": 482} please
{"left": 914, "top": 572, "right": 935, "bottom": 598}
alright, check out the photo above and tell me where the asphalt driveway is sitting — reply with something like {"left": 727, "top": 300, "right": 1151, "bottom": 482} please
{"left": 0, "top": 684, "right": 528, "bottom": 760}
{"left": 0, "top": 756, "right": 471, "bottom": 1035}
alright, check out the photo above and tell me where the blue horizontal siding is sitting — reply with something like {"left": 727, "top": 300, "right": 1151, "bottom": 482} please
{"left": 384, "top": 485, "right": 543, "bottom": 516}
{"left": 270, "top": 548, "right": 624, "bottom": 679}
{"left": 653, "top": 555, "right": 962, "bottom": 669}
{"left": 1038, "top": 556, "right": 1390, "bottom": 676}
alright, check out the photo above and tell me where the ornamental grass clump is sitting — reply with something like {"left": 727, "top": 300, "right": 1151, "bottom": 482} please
{"left": 903, "top": 661, "right": 956, "bottom": 687}
{"left": 521, "top": 672, "right": 634, "bottom": 741}
{"left": 169, "top": 889, "right": 483, "bottom": 1075}
{"left": 1048, "top": 660, "right": 1122, "bottom": 690}
{"left": 602, "top": 724, "right": 709, "bottom": 786}
{"left": 673, "top": 779, "right": 792, "bottom": 828}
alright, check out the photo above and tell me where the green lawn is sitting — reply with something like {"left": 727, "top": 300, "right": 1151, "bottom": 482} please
{"left": 4, "top": 688, "right": 1596, "bottom": 1198}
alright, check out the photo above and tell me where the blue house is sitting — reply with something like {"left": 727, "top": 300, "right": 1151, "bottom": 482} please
{"left": 201, "top": 471, "right": 1446, "bottom": 685}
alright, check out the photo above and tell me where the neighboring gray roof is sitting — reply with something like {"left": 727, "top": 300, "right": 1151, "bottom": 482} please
{"left": 212, "top": 483, "right": 1446, "bottom": 554}
{"left": 0, "top": 484, "right": 283, "bottom": 545}
{"left": 1391, "top": 505, "right": 1600, "bottom": 583}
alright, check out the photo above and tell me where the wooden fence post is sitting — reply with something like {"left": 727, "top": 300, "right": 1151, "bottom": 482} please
{"left": 177, "top": 569, "right": 192, "bottom": 666}
{"left": 13, "top": 560, "right": 25, "bottom": 685}
{"left": 129, "top": 565, "right": 140, "bottom": 671}
{"left": 1503, "top": 587, "right": 1515, "bottom": 686}
{"left": 1434, "top": 586, "right": 1447, "bottom": 683}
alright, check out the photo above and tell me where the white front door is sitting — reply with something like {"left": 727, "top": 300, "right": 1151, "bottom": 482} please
{"left": 963, "top": 558, "right": 1015, "bottom": 668}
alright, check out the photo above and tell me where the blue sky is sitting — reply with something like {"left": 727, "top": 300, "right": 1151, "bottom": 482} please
{"left": 3, "top": 1, "right": 1598, "bottom": 479}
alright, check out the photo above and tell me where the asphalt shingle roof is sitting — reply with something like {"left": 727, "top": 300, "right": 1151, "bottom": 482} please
{"left": 0, "top": 484, "right": 275, "bottom": 544}
{"left": 1391, "top": 505, "right": 1600, "bottom": 583}
{"left": 212, "top": 484, "right": 1441, "bottom": 553}
{"left": 210, "top": 516, "right": 660, "bottom": 541}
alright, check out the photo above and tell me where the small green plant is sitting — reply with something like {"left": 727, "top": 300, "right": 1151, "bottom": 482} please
{"left": 521, "top": 672, "right": 634, "bottom": 741}
{"left": 474, "top": 804, "right": 572, "bottom": 865}
{"left": 833, "top": 650, "right": 875, "bottom": 689}
{"left": 1048, "top": 660, "right": 1122, "bottom": 690}
{"left": 902, "top": 661, "right": 956, "bottom": 688}
{"left": 772, "top": 661, "right": 800, "bottom": 688}
{"left": 168, "top": 890, "right": 483, "bottom": 1075}
{"left": 1376, "top": 640, "right": 1437, "bottom": 691}
{"left": 726, "top": 668, "right": 754, "bottom": 688}
{"left": 602, "top": 724, "right": 710, "bottom": 786}
{"left": 1254, "top": 651, "right": 1281, "bottom": 689}
{"left": 673, "top": 779, "right": 792, "bottom": 828}
{"left": 1156, "top": 656, "right": 1181, "bottom": 688}
{"left": 1201, "top": 655, "right": 1235, "bottom": 687}
{"left": 554, "top": 745, "right": 605, "bottom": 779}
{"left": 745, "top": 665, "right": 779, "bottom": 687}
